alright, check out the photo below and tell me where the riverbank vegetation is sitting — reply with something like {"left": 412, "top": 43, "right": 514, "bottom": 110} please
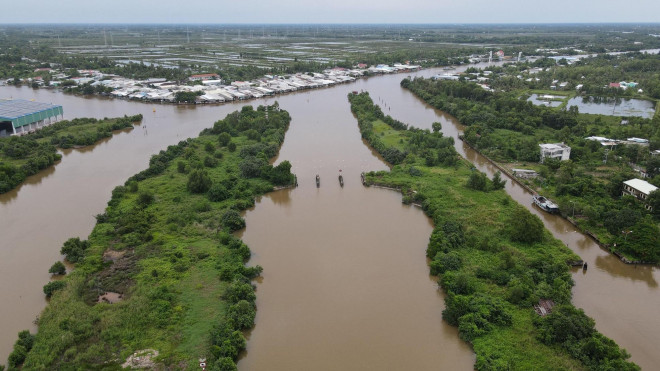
{"left": 12, "top": 104, "right": 293, "bottom": 370}
{"left": 402, "top": 77, "right": 660, "bottom": 263}
{"left": 0, "top": 114, "right": 143, "bottom": 194}
{"left": 349, "top": 91, "right": 638, "bottom": 370}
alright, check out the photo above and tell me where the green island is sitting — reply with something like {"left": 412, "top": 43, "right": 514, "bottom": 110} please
{"left": 401, "top": 71, "right": 660, "bottom": 263}
{"left": 8, "top": 104, "right": 294, "bottom": 370}
{"left": 349, "top": 91, "right": 638, "bottom": 370}
{"left": 0, "top": 114, "right": 143, "bottom": 194}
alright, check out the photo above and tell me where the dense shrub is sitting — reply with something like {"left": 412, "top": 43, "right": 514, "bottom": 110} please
{"left": 43, "top": 280, "right": 66, "bottom": 298}
{"left": 48, "top": 261, "right": 66, "bottom": 275}
{"left": 221, "top": 210, "right": 246, "bottom": 232}
{"left": 60, "top": 237, "right": 90, "bottom": 263}
{"left": 187, "top": 169, "right": 212, "bottom": 193}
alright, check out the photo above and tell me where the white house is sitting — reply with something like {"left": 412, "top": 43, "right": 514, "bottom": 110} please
{"left": 622, "top": 179, "right": 658, "bottom": 210}
{"left": 539, "top": 143, "right": 571, "bottom": 163}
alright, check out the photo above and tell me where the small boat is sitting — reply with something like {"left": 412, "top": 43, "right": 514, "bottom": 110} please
{"left": 532, "top": 195, "right": 559, "bottom": 213}
{"left": 360, "top": 172, "right": 366, "bottom": 185}
{"left": 338, "top": 174, "right": 344, "bottom": 187}
{"left": 316, "top": 174, "right": 320, "bottom": 188}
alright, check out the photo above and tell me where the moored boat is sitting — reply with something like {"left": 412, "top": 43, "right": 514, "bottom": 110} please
{"left": 532, "top": 195, "right": 559, "bottom": 213}
{"left": 316, "top": 174, "right": 320, "bottom": 187}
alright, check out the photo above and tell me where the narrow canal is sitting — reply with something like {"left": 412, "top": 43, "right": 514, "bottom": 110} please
{"left": 0, "top": 64, "right": 658, "bottom": 369}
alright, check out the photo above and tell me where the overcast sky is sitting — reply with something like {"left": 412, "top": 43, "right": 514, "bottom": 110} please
{"left": 2, "top": 0, "right": 659, "bottom": 24}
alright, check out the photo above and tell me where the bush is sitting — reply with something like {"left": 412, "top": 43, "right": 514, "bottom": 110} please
{"left": 491, "top": 171, "right": 506, "bottom": 190}
{"left": 218, "top": 132, "right": 232, "bottom": 146}
{"left": 204, "top": 155, "right": 219, "bottom": 168}
{"left": 228, "top": 142, "right": 237, "bottom": 152}
{"left": 48, "top": 261, "right": 66, "bottom": 275}
{"left": 137, "top": 190, "right": 155, "bottom": 207}
{"left": 7, "top": 330, "right": 35, "bottom": 368}
{"left": 508, "top": 208, "right": 544, "bottom": 244}
{"left": 208, "top": 184, "right": 230, "bottom": 202}
{"left": 228, "top": 300, "right": 256, "bottom": 329}
{"left": 177, "top": 160, "right": 188, "bottom": 174}
{"left": 43, "top": 280, "right": 67, "bottom": 298}
{"left": 187, "top": 169, "right": 212, "bottom": 194}
{"left": 467, "top": 171, "right": 488, "bottom": 191}
{"left": 221, "top": 210, "right": 246, "bottom": 232}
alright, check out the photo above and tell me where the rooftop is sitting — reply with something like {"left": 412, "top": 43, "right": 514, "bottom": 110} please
{"left": 539, "top": 142, "right": 570, "bottom": 150}
{"left": 0, "top": 99, "right": 63, "bottom": 128}
{"left": 624, "top": 179, "right": 658, "bottom": 195}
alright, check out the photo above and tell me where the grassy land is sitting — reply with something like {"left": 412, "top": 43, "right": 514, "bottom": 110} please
{"left": 349, "top": 91, "right": 639, "bottom": 370}
{"left": 10, "top": 104, "right": 294, "bottom": 370}
{"left": 0, "top": 115, "right": 143, "bottom": 194}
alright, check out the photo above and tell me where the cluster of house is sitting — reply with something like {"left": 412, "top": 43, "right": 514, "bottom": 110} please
{"left": 515, "top": 141, "right": 658, "bottom": 210}
{"left": 608, "top": 81, "right": 640, "bottom": 91}
{"left": 13, "top": 63, "right": 421, "bottom": 104}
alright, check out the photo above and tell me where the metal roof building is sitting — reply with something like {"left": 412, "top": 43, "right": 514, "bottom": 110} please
{"left": 0, "top": 99, "right": 63, "bottom": 136}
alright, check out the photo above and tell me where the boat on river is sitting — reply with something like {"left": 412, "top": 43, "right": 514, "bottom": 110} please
{"left": 316, "top": 174, "right": 320, "bottom": 187}
{"left": 532, "top": 195, "right": 559, "bottom": 213}
{"left": 338, "top": 171, "right": 344, "bottom": 187}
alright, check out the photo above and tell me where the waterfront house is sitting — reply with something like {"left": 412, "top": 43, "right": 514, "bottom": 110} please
{"left": 622, "top": 179, "right": 658, "bottom": 210}
{"left": 539, "top": 143, "right": 571, "bottom": 163}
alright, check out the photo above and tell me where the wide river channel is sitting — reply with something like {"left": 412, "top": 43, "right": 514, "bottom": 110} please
{"left": 1, "top": 65, "right": 659, "bottom": 369}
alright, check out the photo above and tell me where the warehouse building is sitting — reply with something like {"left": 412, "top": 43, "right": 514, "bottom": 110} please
{"left": 0, "top": 99, "right": 63, "bottom": 136}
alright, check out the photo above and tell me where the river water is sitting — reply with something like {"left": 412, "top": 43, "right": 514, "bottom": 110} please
{"left": 0, "top": 66, "right": 658, "bottom": 370}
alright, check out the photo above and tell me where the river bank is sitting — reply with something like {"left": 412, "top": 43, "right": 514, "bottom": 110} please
{"left": 349, "top": 91, "right": 638, "bottom": 370}
{"left": 14, "top": 104, "right": 294, "bottom": 369}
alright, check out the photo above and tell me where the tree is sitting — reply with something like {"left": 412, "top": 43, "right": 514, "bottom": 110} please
{"left": 508, "top": 207, "right": 544, "bottom": 244}
{"left": 491, "top": 172, "right": 507, "bottom": 190}
{"left": 174, "top": 91, "right": 199, "bottom": 103}
{"left": 218, "top": 132, "right": 232, "bottom": 146}
{"left": 649, "top": 190, "right": 660, "bottom": 217}
{"left": 622, "top": 216, "right": 660, "bottom": 262}
{"left": 646, "top": 157, "right": 660, "bottom": 178}
{"left": 467, "top": 171, "right": 488, "bottom": 191}
{"left": 48, "top": 261, "right": 66, "bottom": 275}
{"left": 187, "top": 169, "right": 212, "bottom": 194}
{"left": 432, "top": 122, "right": 442, "bottom": 133}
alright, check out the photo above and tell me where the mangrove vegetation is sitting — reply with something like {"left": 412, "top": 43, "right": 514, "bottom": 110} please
{"left": 13, "top": 104, "right": 293, "bottom": 370}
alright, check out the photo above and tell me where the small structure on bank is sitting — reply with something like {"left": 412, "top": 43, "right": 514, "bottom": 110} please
{"left": 534, "top": 299, "right": 556, "bottom": 316}
{"left": 512, "top": 168, "right": 538, "bottom": 179}
{"left": 0, "top": 99, "right": 63, "bottom": 136}
{"left": 539, "top": 142, "right": 571, "bottom": 163}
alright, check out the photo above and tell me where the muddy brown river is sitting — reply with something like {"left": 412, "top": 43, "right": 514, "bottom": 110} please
{"left": 1, "top": 66, "right": 658, "bottom": 369}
